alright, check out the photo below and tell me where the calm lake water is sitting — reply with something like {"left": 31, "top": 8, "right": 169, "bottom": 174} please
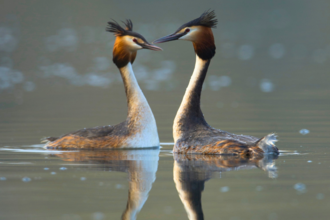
{"left": 1, "top": 0, "right": 330, "bottom": 219}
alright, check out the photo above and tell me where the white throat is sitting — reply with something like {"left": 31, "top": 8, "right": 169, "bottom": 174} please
{"left": 120, "top": 63, "right": 159, "bottom": 147}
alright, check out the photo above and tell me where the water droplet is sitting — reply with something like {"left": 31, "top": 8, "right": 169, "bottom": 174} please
{"left": 294, "top": 183, "right": 306, "bottom": 193}
{"left": 307, "top": 160, "right": 312, "bottom": 163}
{"left": 80, "top": 177, "right": 86, "bottom": 181}
{"left": 92, "top": 212, "right": 105, "bottom": 220}
{"left": 299, "top": 129, "right": 309, "bottom": 135}
{"left": 316, "top": 193, "right": 325, "bottom": 200}
{"left": 22, "top": 177, "right": 31, "bottom": 182}
{"left": 23, "top": 81, "right": 36, "bottom": 92}
{"left": 59, "top": 167, "right": 67, "bottom": 170}
{"left": 220, "top": 186, "right": 230, "bottom": 192}
{"left": 269, "top": 43, "right": 286, "bottom": 59}
{"left": 260, "top": 79, "right": 274, "bottom": 92}
{"left": 93, "top": 57, "right": 110, "bottom": 71}
{"left": 238, "top": 44, "right": 254, "bottom": 60}
{"left": 115, "top": 184, "right": 123, "bottom": 189}
{"left": 45, "top": 28, "right": 78, "bottom": 52}
{"left": 51, "top": 172, "right": 56, "bottom": 175}
{"left": 0, "top": 177, "right": 7, "bottom": 181}
{"left": 44, "top": 167, "right": 49, "bottom": 170}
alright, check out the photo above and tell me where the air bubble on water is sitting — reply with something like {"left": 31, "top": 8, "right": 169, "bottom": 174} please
{"left": 22, "top": 177, "right": 31, "bottom": 182}
{"left": 60, "top": 167, "right": 67, "bottom": 170}
{"left": 92, "top": 212, "right": 105, "bottom": 220}
{"left": 0, "top": 67, "right": 25, "bottom": 91}
{"left": 51, "top": 172, "right": 56, "bottom": 175}
{"left": 269, "top": 43, "right": 286, "bottom": 59}
{"left": 85, "top": 74, "right": 111, "bottom": 87}
{"left": 299, "top": 129, "right": 309, "bottom": 135}
{"left": 45, "top": 28, "right": 78, "bottom": 52}
{"left": 134, "top": 64, "right": 149, "bottom": 81}
{"left": 116, "top": 184, "right": 123, "bottom": 189}
{"left": 80, "top": 177, "right": 86, "bottom": 181}
{"left": 307, "top": 160, "right": 312, "bottom": 163}
{"left": 10, "top": 70, "right": 24, "bottom": 84}
{"left": 238, "top": 44, "right": 254, "bottom": 60}
{"left": 208, "top": 75, "right": 231, "bottom": 91}
{"left": 0, "top": 177, "right": 7, "bottom": 181}
{"left": 294, "top": 183, "right": 306, "bottom": 193}
{"left": 23, "top": 81, "right": 36, "bottom": 92}
{"left": 220, "top": 186, "right": 230, "bottom": 192}
{"left": 144, "top": 79, "right": 159, "bottom": 91}
{"left": 44, "top": 167, "right": 49, "bottom": 170}
{"left": 93, "top": 57, "right": 110, "bottom": 71}
{"left": 316, "top": 193, "right": 325, "bottom": 200}
{"left": 0, "top": 26, "right": 18, "bottom": 52}
{"left": 260, "top": 79, "right": 274, "bottom": 92}
{"left": 219, "top": 76, "right": 231, "bottom": 87}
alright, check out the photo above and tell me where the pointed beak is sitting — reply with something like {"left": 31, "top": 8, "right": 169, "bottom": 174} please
{"left": 141, "top": 43, "right": 163, "bottom": 51}
{"left": 153, "top": 32, "right": 185, "bottom": 44}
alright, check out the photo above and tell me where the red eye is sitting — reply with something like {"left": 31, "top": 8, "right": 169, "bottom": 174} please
{"left": 133, "top": 38, "right": 137, "bottom": 43}
{"left": 185, "top": 28, "right": 190, "bottom": 33}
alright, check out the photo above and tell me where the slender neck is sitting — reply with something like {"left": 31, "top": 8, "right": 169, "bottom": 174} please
{"left": 173, "top": 55, "right": 211, "bottom": 141}
{"left": 119, "top": 63, "right": 150, "bottom": 122}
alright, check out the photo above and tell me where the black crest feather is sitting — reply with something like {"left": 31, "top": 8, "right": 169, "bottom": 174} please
{"left": 106, "top": 19, "right": 133, "bottom": 36}
{"left": 123, "top": 19, "right": 133, "bottom": 31}
{"left": 176, "top": 10, "right": 217, "bottom": 33}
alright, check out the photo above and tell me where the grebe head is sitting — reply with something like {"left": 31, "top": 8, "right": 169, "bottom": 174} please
{"left": 107, "top": 19, "right": 162, "bottom": 68}
{"left": 153, "top": 10, "right": 217, "bottom": 60}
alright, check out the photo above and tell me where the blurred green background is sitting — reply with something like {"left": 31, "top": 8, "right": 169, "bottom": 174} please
{"left": 0, "top": 0, "right": 329, "bottom": 147}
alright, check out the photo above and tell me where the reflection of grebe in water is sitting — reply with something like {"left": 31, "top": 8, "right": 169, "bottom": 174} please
{"left": 154, "top": 11, "right": 278, "bottom": 156}
{"left": 44, "top": 19, "right": 162, "bottom": 149}
{"left": 53, "top": 149, "right": 160, "bottom": 220}
{"left": 173, "top": 154, "right": 278, "bottom": 220}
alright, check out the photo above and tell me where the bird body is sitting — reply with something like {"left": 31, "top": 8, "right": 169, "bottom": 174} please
{"left": 44, "top": 19, "right": 161, "bottom": 149}
{"left": 154, "top": 11, "right": 278, "bottom": 156}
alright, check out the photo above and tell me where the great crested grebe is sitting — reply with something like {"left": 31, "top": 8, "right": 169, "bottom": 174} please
{"left": 154, "top": 11, "right": 278, "bottom": 156}
{"left": 44, "top": 19, "right": 162, "bottom": 149}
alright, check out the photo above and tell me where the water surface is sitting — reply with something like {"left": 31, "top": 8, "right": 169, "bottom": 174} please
{"left": 1, "top": 0, "right": 330, "bottom": 219}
